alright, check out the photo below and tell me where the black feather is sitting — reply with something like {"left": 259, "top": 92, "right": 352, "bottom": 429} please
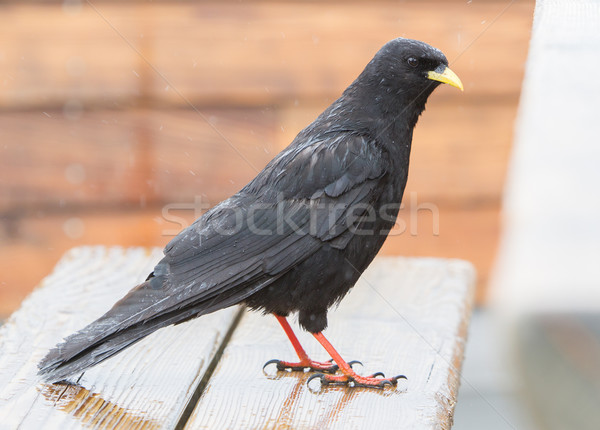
{"left": 38, "top": 38, "right": 451, "bottom": 382}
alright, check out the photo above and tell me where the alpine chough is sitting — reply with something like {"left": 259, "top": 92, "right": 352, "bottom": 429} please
{"left": 39, "top": 38, "right": 463, "bottom": 388}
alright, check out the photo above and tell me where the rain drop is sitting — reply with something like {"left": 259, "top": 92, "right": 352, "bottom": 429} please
{"left": 64, "top": 163, "right": 86, "bottom": 184}
{"left": 63, "top": 218, "right": 85, "bottom": 239}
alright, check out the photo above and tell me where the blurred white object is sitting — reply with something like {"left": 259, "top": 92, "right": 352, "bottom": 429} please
{"left": 491, "top": 0, "right": 600, "bottom": 313}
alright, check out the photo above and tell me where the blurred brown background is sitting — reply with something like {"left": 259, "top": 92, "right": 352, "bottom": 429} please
{"left": 0, "top": 0, "right": 534, "bottom": 318}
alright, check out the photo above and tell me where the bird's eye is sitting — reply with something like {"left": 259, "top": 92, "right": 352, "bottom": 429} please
{"left": 407, "top": 57, "right": 419, "bottom": 67}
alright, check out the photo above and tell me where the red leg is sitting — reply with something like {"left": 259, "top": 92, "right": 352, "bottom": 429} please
{"left": 308, "top": 332, "right": 406, "bottom": 388}
{"left": 263, "top": 316, "right": 339, "bottom": 373}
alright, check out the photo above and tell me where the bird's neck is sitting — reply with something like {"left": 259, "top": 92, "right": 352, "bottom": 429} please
{"left": 336, "top": 82, "right": 429, "bottom": 134}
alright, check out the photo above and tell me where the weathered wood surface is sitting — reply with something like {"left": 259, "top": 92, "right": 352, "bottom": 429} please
{"left": 0, "top": 101, "right": 514, "bottom": 211}
{"left": 0, "top": 108, "right": 278, "bottom": 212}
{"left": 490, "top": 0, "right": 600, "bottom": 428}
{"left": 0, "top": 247, "right": 240, "bottom": 429}
{"left": 185, "top": 257, "right": 476, "bottom": 429}
{"left": 0, "top": 1, "right": 533, "bottom": 108}
{"left": 491, "top": 0, "right": 600, "bottom": 311}
{"left": 0, "top": 248, "right": 474, "bottom": 429}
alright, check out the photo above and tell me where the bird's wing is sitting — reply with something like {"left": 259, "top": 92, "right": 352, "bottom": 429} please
{"left": 152, "top": 132, "right": 385, "bottom": 292}
{"left": 159, "top": 131, "right": 389, "bottom": 303}
{"left": 38, "top": 133, "right": 388, "bottom": 381}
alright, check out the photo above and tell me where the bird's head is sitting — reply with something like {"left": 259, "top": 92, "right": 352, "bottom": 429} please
{"left": 373, "top": 38, "right": 462, "bottom": 91}
{"left": 352, "top": 38, "right": 463, "bottom": 120}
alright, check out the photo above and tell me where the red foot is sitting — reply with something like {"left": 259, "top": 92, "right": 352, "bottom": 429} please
{"left": 308, "top": 371, "right": 406, "bottom": 388}
{"left": 264, "top": 358, "right": 339, "bottom": 373}
{"left": 307, "top": 332, "right": 406, "bottom": 389}
{"left": 271, "top": 316, "right": 405, "bottom": 389}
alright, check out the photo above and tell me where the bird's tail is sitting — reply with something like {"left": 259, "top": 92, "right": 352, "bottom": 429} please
{"left": 37, "top": 279, "right": 199, "bottom": 383}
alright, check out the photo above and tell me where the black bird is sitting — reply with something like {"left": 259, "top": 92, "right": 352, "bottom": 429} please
{"left": 38, "top": 38, "right": 462, "bottom": 388}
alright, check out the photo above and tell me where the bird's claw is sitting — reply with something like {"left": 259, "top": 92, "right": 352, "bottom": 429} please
{"left": 265, "top": 357, "right": 406, "bottom": 389}
{"left": 307, "top": 372, "right": 329, "bottom": 386}
{"left": 390, "top": 374, "right": 408, "bottom": 384}
{"left": 262, "top": 359, "right": 282, "bottom": 372}
{"left": 347, "top": 360, "right": 363, "bottom": 369}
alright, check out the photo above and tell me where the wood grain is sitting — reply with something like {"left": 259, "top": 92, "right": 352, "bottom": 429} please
{"left": 0, "top": 246, "right": 240, "bottom": 429}
{"left": 0, "top": 108, "right": 277, "bottom": 212}
{"left": 276, "top": 97, "right": 519, "bottom": 204}
{"left": 184, "top": 257, "right": 476, "bottom": 429}
{"left": 0, "top": 1, "right": 533, "bottom": 108}
{"left": 491, "top": 0, "right": 600, "bottom": 310}
{"left": 0, "top": 98, "right": 515, "bottom": 212}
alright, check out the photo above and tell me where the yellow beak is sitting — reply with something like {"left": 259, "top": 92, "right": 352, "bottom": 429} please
{"left": 427, "top": 66, "right": 464, "bottom": 91}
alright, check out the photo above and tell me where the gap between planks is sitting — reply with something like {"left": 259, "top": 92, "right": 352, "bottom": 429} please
{"left": 173, "top": 307, "right": 244, "bottom": 430}
{"left": 0, "top": 248, "right": 475, "bottom": 429}
{"left": 0, "top": 247, "right": 242, "bottom": 429}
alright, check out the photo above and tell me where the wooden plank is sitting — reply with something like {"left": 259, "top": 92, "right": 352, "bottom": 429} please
{"left": 184, "top": 257, "right": 476, "bottom": 429}
{"left": 382, "top": 204, "right": 499, "bottom": 304}
{"left": 0, "top": 211, "right": 167, "bottom": 317}
{"left": 490, "top": 1, "right": 600, "bottom": 426}
{"left": 409, "top": 97, "right": 517, "bottom": 204}
{"left": 0, "top": 3, "right": 141, "bottom": 108}
{"left": 0, "top": 97, "right": 513, "bottom": 213}
{"left": 491, "top": 0, "right": 600, "bottom": 310}
{"left": 0, "top": 1, "right": 533, "bottom": 108}
{"left": 276, "top": 98, "right": 519, "bottom": 204}
{"left": 149, "top": 1, "right": 532, "bottom": 105}
{"left": 0, "top": 246, "right": 241, "bottom": 429}
{"left": 0, "top": 108, "right": 277, "bottom": 212}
